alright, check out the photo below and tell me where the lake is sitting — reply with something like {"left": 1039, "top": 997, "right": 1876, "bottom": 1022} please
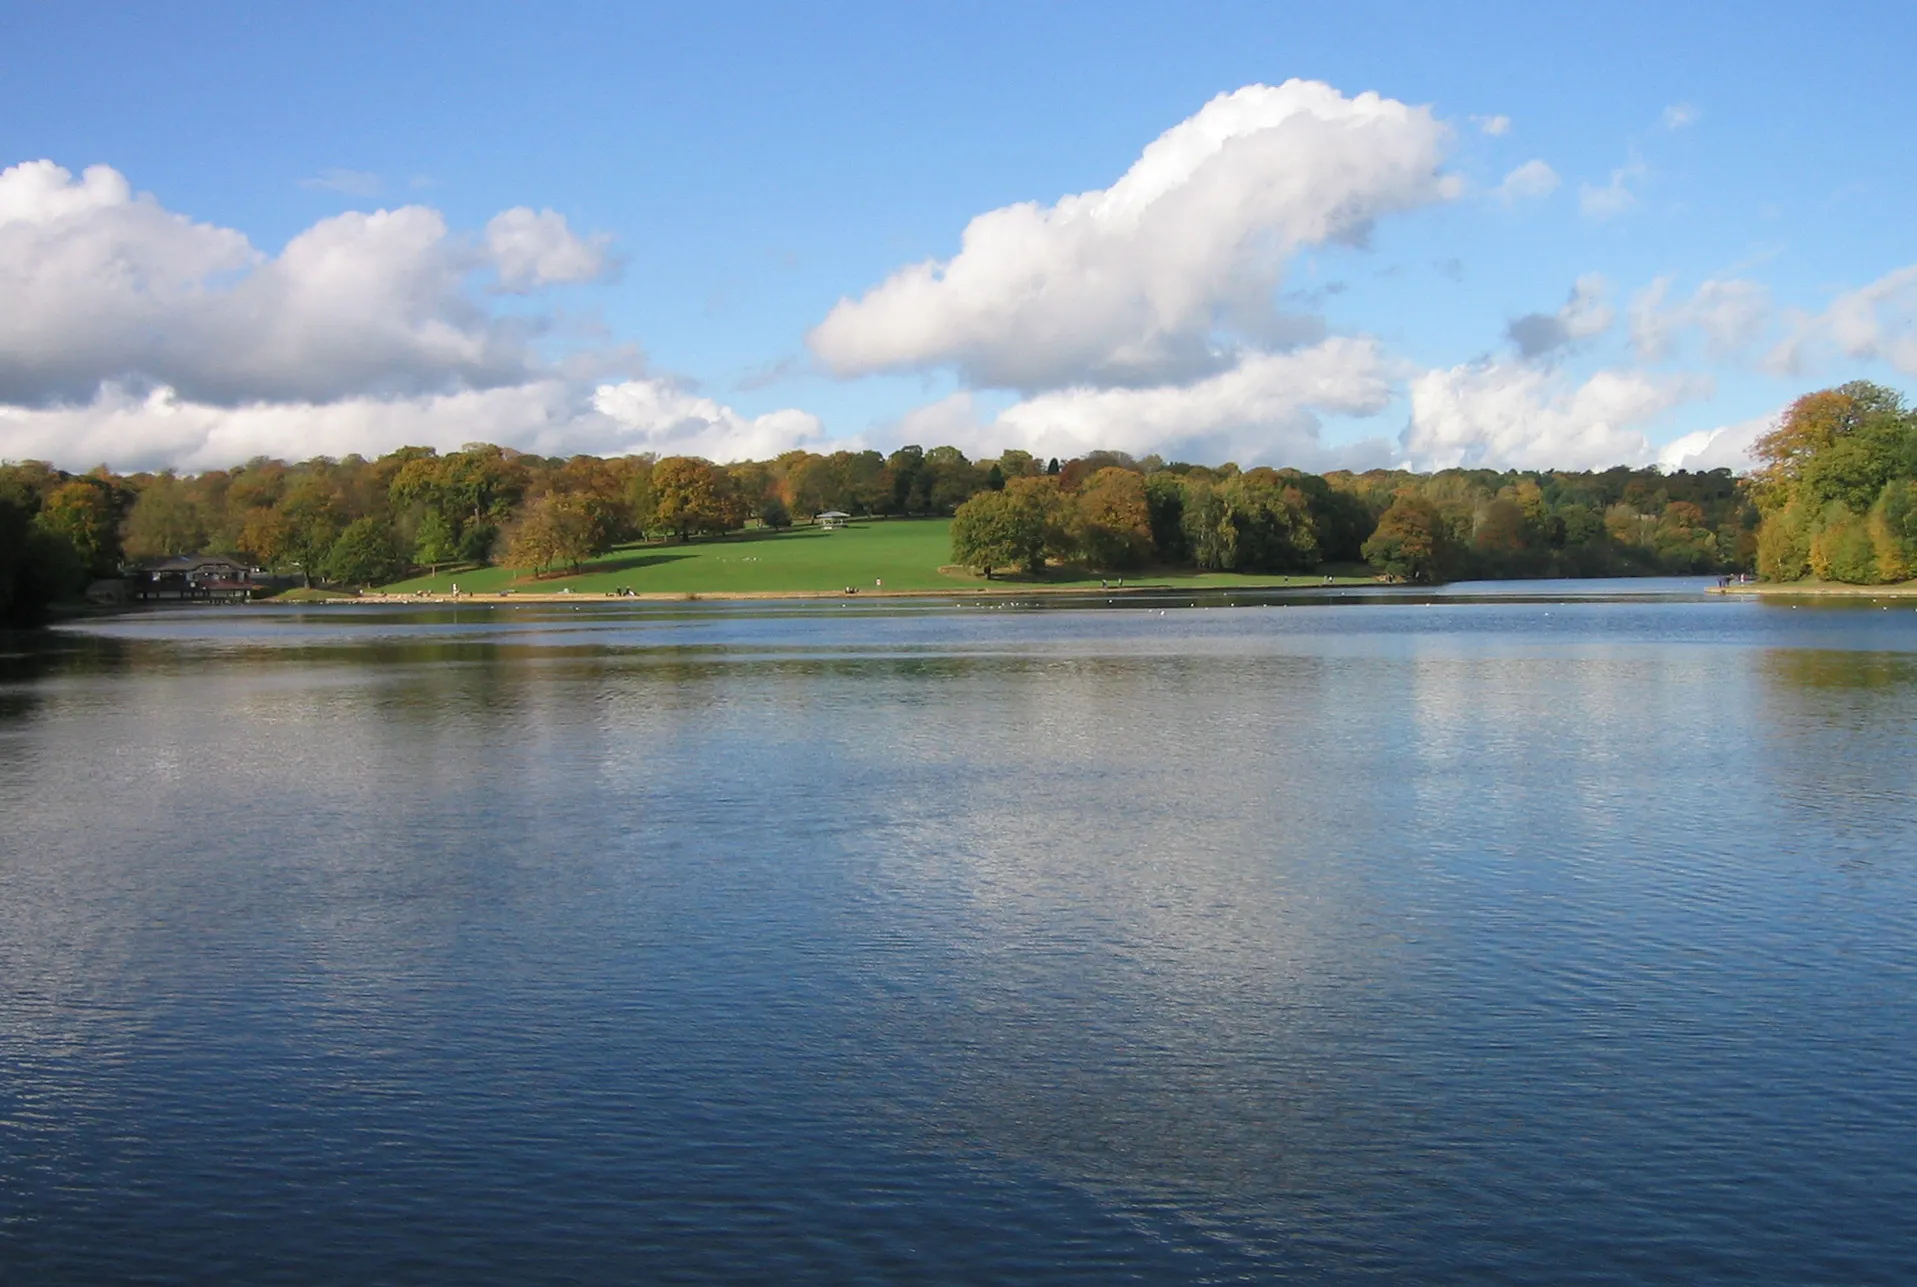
{"left": 3, "top": 580, "right": 1915, "bottom": 1283}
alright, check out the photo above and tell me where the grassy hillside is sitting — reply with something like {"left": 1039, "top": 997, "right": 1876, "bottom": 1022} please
{"left": 377, "top": 518, "right": 1371, "bottom": 596}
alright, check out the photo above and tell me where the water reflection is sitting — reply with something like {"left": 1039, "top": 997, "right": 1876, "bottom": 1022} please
{"left": 4, "top": 596, "right": 1917, "bottom": 1282}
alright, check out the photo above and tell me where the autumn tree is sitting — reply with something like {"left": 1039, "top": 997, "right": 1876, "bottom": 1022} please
{"left": 238, "top": 507, "right": 296, "bottom": 570}
{"left": 1071, "top": 467, "right": 1153, "bottom": 569}
{"left": 35, "top": 479, "right": 123, "bottom": 574}
{"left": 1751, "top": 382, "right": 1917, "bottom": 583}
{"left": 650, "top": 457, "right": 741, "bottom": 541}
{"left": 503, "top": 494, "right": 598, "bottom": 575}
{"left": 1362, "top": 495, "right": 1451, "bottom": 581}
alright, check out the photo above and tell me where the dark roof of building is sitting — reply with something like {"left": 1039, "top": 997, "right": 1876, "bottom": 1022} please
{"left": 145, "top": 555, "right": 250, "bottom": 572}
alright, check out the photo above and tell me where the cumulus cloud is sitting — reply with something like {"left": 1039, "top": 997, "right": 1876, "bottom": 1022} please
{"left": 809, "top": 80, "right": 1456, "bottom": 391}
{"left": 994, "top": 337, "right": 1396, "bottom": 466}
{"left": 1655, "top": 410, "right": 1773, "bottom": 473}
{"left": 0, "top": 159, "right": 618, "bottom": 408}
{"left": 873, "top": 338, "right": 1396, "bottom": 468}
{"left": 1472, "top": 114, "right": 1512, "bottom": 136}
{"left": 485, "top": 207, "right": 614, "bottom": 290}
{"left": 0, "top": 381, "right": 583, "bottom": 473}
{"left": 885, "top": 390, "right": 991, "bottom": 449}
{"left": 1631, "top": 275, "right": 1774, "bottom": 362}
{"left": 1820, "top": 264, "right": 1917, "bottom": 374}
{"left": 589, "top": 379, "right": 824, "bottom": 461}
{"left": 1404, "top": 361, "right": 1711, "bottom": 470}
{"left": 1505, "top": 274, "right": 1614, "bottom": 359}
{"left": 1579, "top": 155, "right": 1646, "bottom": 220}
{"left": 0, "top": 377, "right": 822, "bottom": 473}
{"left": 1493, "top": 159, "right": 1559, "bottom": 205}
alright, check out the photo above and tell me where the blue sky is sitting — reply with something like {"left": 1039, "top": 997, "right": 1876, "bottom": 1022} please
{"left": 3, "top": 0, "right": 1914, "bottom": 472}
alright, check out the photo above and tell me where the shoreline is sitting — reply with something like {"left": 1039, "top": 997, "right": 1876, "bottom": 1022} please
{"left": 1713, "top": 580, "right": 1917, "bottom": 598}
{"left": 338, "top": 579, "right": 1372, "bottom": 606}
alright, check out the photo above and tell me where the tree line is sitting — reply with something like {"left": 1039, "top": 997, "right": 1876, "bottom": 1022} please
{"left": 2, "top": 420, "right": 1779, "bottom": 623}
{"left": 946, "top": 455, "right": 1752, "bottom": 581}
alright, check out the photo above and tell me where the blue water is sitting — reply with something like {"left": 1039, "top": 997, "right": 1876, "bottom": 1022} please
{"left": 3, "top": 581, "right": 1915, "bottom": 1283}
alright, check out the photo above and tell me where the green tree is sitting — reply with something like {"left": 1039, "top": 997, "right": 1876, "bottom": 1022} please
{"left": 1180, "top": 480, "right": 1236, "bottom": 570}
{"left": 950, "top": 477, "right": 1065, "bottom": 575}
{"left": 121, "top": 476, "right": 208, "bottom": 561}
{"left": 1219, "top": 472, "right": 1319, "bottom": 572}
{"left": 950, "top": 491, "right": 1023, "bottom": 577}
{"left": 887, "top": 445, "right": 927, "bottom": 513}
{"left": 413, "top": 509, "right": 460, "bottom": 572}
{"left": 1, "top": 496, "right": 86, "bottom": 625}
{"left": 277, "top": 480, "right": 344, "bottom": 587}
{"left": 925, "top": 445, "right": 982, "bottom": 513}
{"left": 1143, "top": 472, "right": 1189, "bottom": 562}
{"left": 322, "top": 517, "right": 404, "bottom": 586}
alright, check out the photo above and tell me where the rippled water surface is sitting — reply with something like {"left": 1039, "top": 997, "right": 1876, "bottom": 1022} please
{"left": 4, "top": 582, "right": 1915, "bottom": 1283}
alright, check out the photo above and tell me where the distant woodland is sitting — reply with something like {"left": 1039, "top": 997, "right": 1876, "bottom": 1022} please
{"left": 16, "top": 383, "right": 1872, "bottom": 624}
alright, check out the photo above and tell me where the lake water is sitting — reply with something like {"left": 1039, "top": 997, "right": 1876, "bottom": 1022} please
{"left": 4, "top": 580, "right": 1915, "bottom": 1283}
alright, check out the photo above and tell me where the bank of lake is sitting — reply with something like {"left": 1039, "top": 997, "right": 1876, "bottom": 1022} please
{"left": 369, "top": 517, "right": 1376, "bottom": 602}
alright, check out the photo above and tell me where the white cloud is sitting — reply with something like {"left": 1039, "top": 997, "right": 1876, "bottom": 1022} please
{"left": 1662, "top": 103, "right": 1700, "bottom": 130}
{"left": 1656, "top": 409, "right": 1773, "bottom": 473}
{"left": 0, "top": 159, "right": 134, "bottom": 221}
{"left": 0, "top": 381, "right": 577, "bottom": 473}
{"left": 0, "top": 377, "right": 823, "bottom": 472}
{"left": 1631, "top": 276, "right": 1774, "bottom": 362}
{"left": 485, "top": 207, "right": 613, "bottom": 290}
{"left": 300, "top": 168, "right": 383, "bottom": 197}
{"left": 1473, "top": 114, "right": 1512, "bottom": 136}
{"left": 1820, "top": 264, "right": 1917, "bottom": 374}
{"left": 1493, "top": 159, "right": 1559, "bottom": 205}
{"left": 1404, "top": 361, "right": 1711, "bottom": 470}
{"left": 1722, "top": 264, "right": 1917, "bottom": 378}
{"left": 1505, "top": 273, "right": 1614, "bottom": 359}
{"left": 809, "top": 80, "right": 1456, "bottom": 391}
{"left": 995, "top": 337, "right": 1395, "bottom": 466}
{"left": 0, "top": 159, "right": 616, "bottom": 408}
{"left": 883, "top": 338, "right": 1397, "bottom": 467}
{"left": 886, "top": 390, "right": 990, "bottom": 449}
{"left": 590, "top": 379, "right": 824, "bottom": 461}
{"left": 1579, "top": 155, "right": 1646, "bottom": 220}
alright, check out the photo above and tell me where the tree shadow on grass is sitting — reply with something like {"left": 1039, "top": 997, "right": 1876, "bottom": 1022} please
{"left": 573, "top": 550, "right": 697, "bottom": 576}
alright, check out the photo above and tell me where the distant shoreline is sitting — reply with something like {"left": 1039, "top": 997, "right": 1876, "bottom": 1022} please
{"left": 332, "top": 579, "right": 1372, "bottom": 606}
{"left": 1713, "top": 580, "right": 1917, "bottom": 598}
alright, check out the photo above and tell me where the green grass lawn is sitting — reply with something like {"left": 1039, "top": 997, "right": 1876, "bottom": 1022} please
{"left": 376, "top": 518, "right": 1376, "bottom": 596}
